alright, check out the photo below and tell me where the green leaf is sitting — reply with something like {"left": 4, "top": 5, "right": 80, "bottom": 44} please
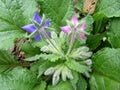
{"left": 76, "top": 75, "right": 87, "bottom": 90}
{"left": 70, "top": 71, "right": 79, "bottom": 90}
{"left": 87, "top": 34, "right": 105, "bottom": 50}
{"left": 80, "top": 15, "right": 94, "bottom": 33}
{"left": 33, "top": 81, "right": 46, "bottom": 90}
{"left": 20, "top": 41, "right": 41, "bottom": 57}
{"left": 24, "top": 55, "right": 41, "bottom": 61}
{"left": 37, "top": 0, "right": 74, "bottom": 32}
{"left": 0, "top": 67, "right": 37, "bottom": 90}
{"left": 48, "top": 81, "right": 74, "bottom": 90}
{"left": 66, "top": 60, "right": 89, "bottom": 73}
{"left": 90, "top": 48, "right": 120, "bottom": 90}
{"left": 38, "top": 61, "right": 56, "bottom": 76}
{"left": 74, "top": 0, "right": 84, "bottom": 12}
{"left": 39, "top": 54, "right": 62, "bottom": 62}
{"left": 0, "top": 50, "right": 19, "bottom": 73}
{"left": 0, "top": 0, "right": 37, "bottom": 49}
{"left": 107, "top": 18, "right": 120, "bottom": 48}
{"left": 94, "top": 0, "right": 120, "bottom": 20}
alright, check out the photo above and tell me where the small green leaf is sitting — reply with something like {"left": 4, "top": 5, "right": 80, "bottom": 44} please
{"left": 0, "top": 67, "right": 37, "bottom": 90}
{"left": 24, "top": 55, "right": 41, "bottom": 61}
{"left": 74, "top": 0, "right": 84, "bottom": 12}
{"left": 38, "top": 61, "right": 56, "bottom": 76}
{"left": 33, "top": 81, "right": 46, "bottom": 90}
{"left": 76, "top": 75, "right": 87, "bottom": 90}
{"left": 48, "top": 81, "right": 74, "bottom": 90}
{"left": 90, "top": 48, "right": 120, "bottom": 90}
{"left": 107, "top": 18, "right": 120, "bottom": 48}
{"left": 80, "top": 15, "right": 94, "bottom": 33}
{"left": 66, "top": 60, "right": 89, "bottom": 73}
{"left": 37, "top": 0, "right": 74, "bottom": 32}
{"left": 39, "top": 54, "right": 62, "bottom": 62}
{"left": 20, "top": 41, "right": 41, "bottom": 57}
{"left": 0, "top": 50, "right": 19, "bottom": 73}
{"left": 0, "top": 0, "right": 37, "bottom": 49}
{"left": 87, "top": 34, "right": 105, "bottom": 50}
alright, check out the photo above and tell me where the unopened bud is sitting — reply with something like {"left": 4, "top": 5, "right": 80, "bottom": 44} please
{"left": 85, "top": 59, "right": 92, "bottom": 66}
{"left": 44, "top": 67, "right": 55, "bottom": 75}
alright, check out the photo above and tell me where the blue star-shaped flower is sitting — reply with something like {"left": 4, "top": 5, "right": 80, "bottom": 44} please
{"left": 22, "top": 11, "right": 50, "bottom": 41}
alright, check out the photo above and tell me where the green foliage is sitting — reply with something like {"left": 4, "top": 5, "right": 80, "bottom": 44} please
{"left": 38, "top": 61, "right": 57, "bottom": 76}
{"left": 0, "top": 0, "right": 37, "bottom": 49}
{"left": 74, "top": 0, "right": 84, "bottom": 12}
{"left": 107, "top": 18, "right": 120, "bottom": 48}
{"left": 90, "top": 48, "right": 120, "bottom": 90}
{"left": 76, "top": 75, "right": 87, "bottom": 90}
{"left": 0, "top": 67, "right": 37, "bottom": 90}
{"left": 19, "top": 41, "right": 41, "bottom": 57}
{"left": 87, "top": 34, "right": 105, "bottom": 50}
{"left": 39, "top": 54, "right": 62, "bottom": 62}
{"left": 94, "top": 0, "right": 120, "bottom": 20}
{"left": 37, "top": 0, "right": 74, "bottom": 32}
{"left": 33, "top": 81, "right": 47, "bottom": 90}
{"left": 48, "top": 81, "right": 74, "bottom": 90}
{"left": 80, "top": 15, "right": 94, "bottom": 33}
{"left": 66, "top": 59, "right": 89, "bottom": 73}
{"left": 0, "top": 50, "right": 19, "bottom": 73}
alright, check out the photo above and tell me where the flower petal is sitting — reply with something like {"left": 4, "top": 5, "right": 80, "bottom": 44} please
{"left": 80, "top": 23, "right": 87, "bottom": 31}
{"left": 60, "top": 26, "right": 71, "bottom": 34}
{"left": 44, "top": 19, "right": 50, "bottom": 28}
{"left": 46, "top": 32, "right": 51, "bottom": 37}
{"left": 33, "top": 11, "right": 42, "bottom": 24}
{"left": 22, "top": 24, "right": 36, "bottom": 33}
{"left": 80, "top": 33, "right": 86, "bottom": 40}
{"left": 71, "top": 15, "right": 78, "bottom": 26}
{"left": 34, "top": 33, "right": 41, "bottom": 41}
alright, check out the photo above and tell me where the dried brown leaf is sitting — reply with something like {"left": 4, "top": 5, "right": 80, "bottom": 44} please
{"left": 83, "top": 0, "right": 97, "bottom": 14}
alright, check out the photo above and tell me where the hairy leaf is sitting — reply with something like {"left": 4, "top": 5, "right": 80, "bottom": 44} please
{"left": 37, "top": 0, "right": 74, "bottom": 32}
{"left": 0, "top": 50, "right": 19, "bottom": 73}
{"left": 0, "top": 67, "right": 37, "bottom": 90}
{"left": 90, "top": 48, "right": 120, "bottom": 90}
{"left": 0, "top": 0, "right": 37, "bottom": 49}
{"left": 48, "top": 81, "right": 74, "bottom": 90}
{"left": 94, "top": 0, "right": 120, "bottom": 20}
{"left": 33, "top": 81, "right": 46, "bottom": 90}
{"left": 66, "top": 60, "right": 89, "bottom": 73}
{"left": 108, "top": 18, "right": 120, "bottom": 48}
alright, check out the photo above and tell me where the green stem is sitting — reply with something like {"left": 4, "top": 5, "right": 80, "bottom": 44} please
{"left": 39, "top": 27, "right": 64, "bottom": 56}
{"left": 27, "top": 30, "right": 37, "bottom": 38}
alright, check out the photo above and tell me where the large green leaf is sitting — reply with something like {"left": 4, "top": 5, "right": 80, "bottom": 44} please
{"left": 94, "top": 0, "right": 120, "bottom": 20}
{"left": 107, "top": 18, "right": 120, "bottom": 48}
{"left": 0, "top": 50, "right": 19, "bottom": 73}
{"left": 0, "top": 67, "right": 37, "bottom": 90}
{"left": 37, "top": 0, "right": 74, "bottom": 32}
{"left": 90, "top": 48, "right": 120, "bottom": 90}
{"left": 0, "top": 0, "right": 37, "bottom": 49}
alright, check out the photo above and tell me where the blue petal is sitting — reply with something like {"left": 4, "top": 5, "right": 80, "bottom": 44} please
{"left": 22, "top": 24, "right": 36, "bottom": 33}
{"left": 34, "top": 33, "right": 41, "bottom": 41}
{"left": 44, "top": 19, "right": 50, "bottom": 28}
{"left": 33, "top": 11, "right": 42, "bottom": 24}
{"left": 46, "top": 32, "right": 51, "bottom": 37}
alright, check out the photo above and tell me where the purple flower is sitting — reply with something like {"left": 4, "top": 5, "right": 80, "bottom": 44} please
{"left": 22, "top": 12, "right": 50, "bottom": 41}
{"left": 60, "top": 15, "right": 87, "bottom": 40}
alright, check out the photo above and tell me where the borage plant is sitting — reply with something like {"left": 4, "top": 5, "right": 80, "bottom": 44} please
{"left": 0, "top": 0, "right": 120, "bottom": 90}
